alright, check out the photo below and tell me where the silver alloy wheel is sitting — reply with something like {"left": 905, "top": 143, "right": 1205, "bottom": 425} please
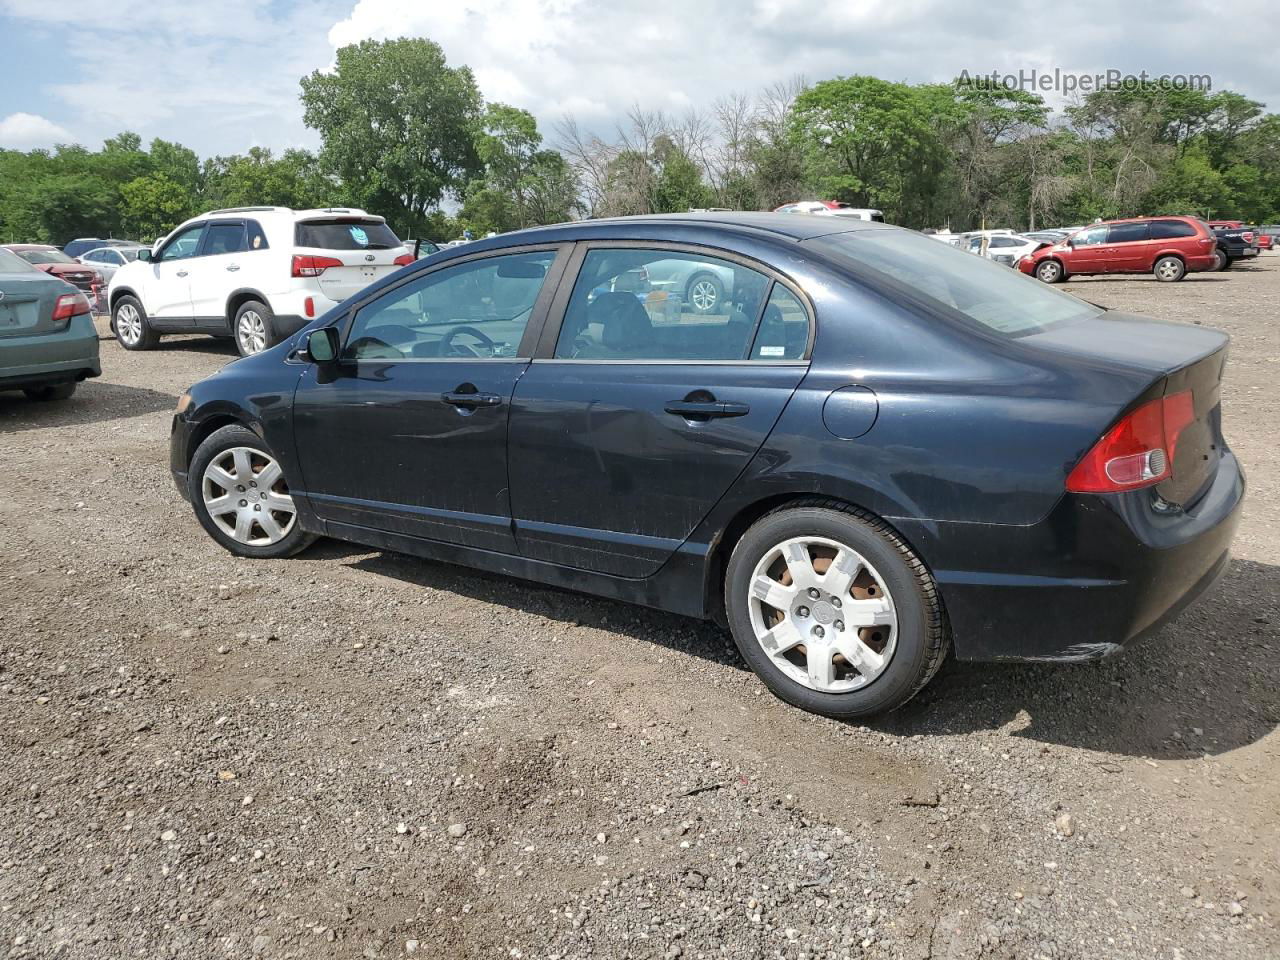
{"left": 201, "top": 446, "right": 296, "bottom": 546}
{"left": 689, "top": 278, "right": 719, "bottom": 311}
{"left": 1157, "top": 258, "right": 1181, "bottom": 281}
{"left": 237, "top": 310, "right": 268, "bottom": 354}
{"left": 115, "top": 303, "right": 142, "bottom": 345}
{"left": 1037, "top": 261, "right": 1061, "bottom": 282}
{"left": 747, "top": 535, "right": 898, "bottom": 693}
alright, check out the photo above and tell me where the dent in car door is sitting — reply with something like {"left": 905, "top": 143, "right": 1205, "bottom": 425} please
{"left": 506, "top": 246, "right": 813, "bottom": 579}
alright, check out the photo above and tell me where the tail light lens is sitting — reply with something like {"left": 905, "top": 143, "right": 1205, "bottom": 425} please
{"left": 1066, "top": 391, "right": 1195, "bottom": 493}
{"left": 51, "top": 292, "right": 92, "bottom": 326}
{"left": 393, "top": 254, "right": 414, "bottom": 267}
{"left": 291, "top": 254, "right": 344, "bottom": 278}
{"left": 1244, "top": 232, "right": 1255, "bottom": 243}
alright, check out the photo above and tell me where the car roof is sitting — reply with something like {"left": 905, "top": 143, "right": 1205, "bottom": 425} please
{"left": 2, "top": 243, "right": 56, "bottom": 250}
{"left": 472, "top": 212, "right": 889, "bottom": 247}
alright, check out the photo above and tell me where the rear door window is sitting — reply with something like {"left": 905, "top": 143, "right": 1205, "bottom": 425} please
{"left": 202, "top": 222, "right": 247, "bottom": 256}
{"left": 296, "top": 219, "right": 401, "bottom": 250}
{"left": 553, "top": 248, "right": 784, "bottom": 361}
{"left": 1107, "top": 222, "right": 1151, "bottom": 243}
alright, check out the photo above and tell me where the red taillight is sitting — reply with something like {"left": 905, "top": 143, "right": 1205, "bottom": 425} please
{"left": 51, "top": 292, "right": 92, "bottom": 325}
{"left": 1066, "top": 391, "right": 1195, "bottom": 493}
{"left": 393, "top": 253, "right": 414, "bottom": 267}
{"left": 291, "top": 254, "right": 344, "bottom": 278}
{"left": 1243, "top": 232, "right": 1255, "bottom": 243}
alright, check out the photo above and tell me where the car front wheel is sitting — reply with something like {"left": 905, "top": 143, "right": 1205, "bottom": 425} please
{"left": 724, "top": 502, "right": 948, "bottom": 719}
{"left": 188, "top": 424, "right": 317, "bottom": 559}
{"left": 1035, "top": 260, "right": 1064, "bottom": 283}
{"left": 113, "top": 296, "right": 159, "bottom": 350}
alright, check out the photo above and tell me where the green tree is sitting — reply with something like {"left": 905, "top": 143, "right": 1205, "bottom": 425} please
{"left": 119, "top": 174, "right": 193, "bottom": 240}
{"left": 300, "top": 37, "right": 483, "bottom": 237}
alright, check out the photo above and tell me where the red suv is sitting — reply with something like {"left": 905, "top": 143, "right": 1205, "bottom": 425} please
{"left": 1019, "top": 217, "right": 1216, "bottom": 283}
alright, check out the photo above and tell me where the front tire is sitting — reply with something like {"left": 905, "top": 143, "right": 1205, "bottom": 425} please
{"left": 233, "top": 300, "right": 277, "bottom": 357}
{"left": 1154, "top": 255, "right": 1186, "bottom": 282}
{"left": 113, "top": 295, "right": 159, "bottom": 350}
{"left": 1035, "top": 259, "right": 1064, "bottom": 283}
{"left": 724, "top": 502, "right": 948, "bottom": 719}
{"left": 23, "top": 382, "right": 76, "bottom": 401}
{"left": 188, "top": 424, "right": 316, "bottom": 559}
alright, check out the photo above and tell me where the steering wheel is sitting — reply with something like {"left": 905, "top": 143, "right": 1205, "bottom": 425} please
{"left": 439, "top": 324, "right": 496, "bottom": 357}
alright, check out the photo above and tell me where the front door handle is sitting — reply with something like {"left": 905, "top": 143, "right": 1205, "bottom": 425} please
{"left": 176, "top": 270, "right": 188, "bottom": 278}
{"left": 664, "top": 400, "right": 750, "bottom": 420}
{"left": 226, "top": 264, "right": 240, "bottom": 272}
{"left": 442, "top": 390, "right": 503, "bottom": 408}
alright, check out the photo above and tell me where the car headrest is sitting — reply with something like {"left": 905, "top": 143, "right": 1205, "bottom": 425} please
{"left": 594, "top": 293, "right": 652, "bottom": 353}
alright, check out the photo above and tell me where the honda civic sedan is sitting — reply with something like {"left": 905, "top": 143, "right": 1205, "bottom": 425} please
{"left": 169, "top": 214, "right": 1244, "bottom": 718}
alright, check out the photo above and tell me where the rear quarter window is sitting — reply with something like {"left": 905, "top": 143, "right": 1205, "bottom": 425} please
{"left": 1150, "top": 220, "right": 1197, "bottom": 239}
{"left": 295, "top": 220, "right": 401, "bottom": 250}
{"left": 808, "top": 229, "right": 1101, "bottom": 338}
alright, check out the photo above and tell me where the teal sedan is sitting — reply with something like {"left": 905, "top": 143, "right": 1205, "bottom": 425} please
{"left": 0, "top": 246, "right": 100, "bottom": 400}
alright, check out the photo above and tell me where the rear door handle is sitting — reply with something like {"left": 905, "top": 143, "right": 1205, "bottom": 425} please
{"left": 176, "top": 270, "right": 188, "bottom": 277}
{"left": 664, "top": 400, "right": 750, "bottom": 419}
{"left": 226, "top": 264, "right": 240, "bottom": 272}
{"left": 442, "top": 391, "right": 503, "bottom": 408}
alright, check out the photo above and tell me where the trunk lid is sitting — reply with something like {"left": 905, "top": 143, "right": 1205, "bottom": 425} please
{"left": 293, "top": 216, "right": 408, "bottom": 302}
{"left": 0, "top": 271, "right": 69, "bottom": 339}
{"left": 1022, "top": 311, "right": 1229, "bottom": 506}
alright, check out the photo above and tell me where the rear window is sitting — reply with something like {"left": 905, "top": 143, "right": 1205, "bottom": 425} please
{"left": 808, "top": 229, "right": 1101, "bottom": 337}
{"left": 1150, "top": 220, "right": 1197, "bottom": 239}
{"left": 16, "top": 248, "right": 75, "bottom": 265}
{"left": 0, "top": 248, "right": 39, "bottom": 273}
{"left": 295, "top": 219, "right": 401, "bottom": 250}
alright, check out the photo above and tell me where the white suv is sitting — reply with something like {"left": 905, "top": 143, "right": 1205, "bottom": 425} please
{"left": 107, "top": 207, "right": 411, "bottom": 356}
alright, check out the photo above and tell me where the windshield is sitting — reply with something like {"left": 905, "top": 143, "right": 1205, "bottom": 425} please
{"left": 295, "top": 219, "right": 402, "bottom": 251}
{"left": 16, "top": 248, "right": 76, "bottom": 265}
{"left": 807, "top": 229, "right": 1101, "bottom": 337}
{"left": 0, "top": 247, "right": 40, "bottom": 274}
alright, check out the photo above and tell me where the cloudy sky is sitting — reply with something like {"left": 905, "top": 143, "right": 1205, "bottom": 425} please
{"left": 1, "top": 0, "right": 1277, "bottom": 156}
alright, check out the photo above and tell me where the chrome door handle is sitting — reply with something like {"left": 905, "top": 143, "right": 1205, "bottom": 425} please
{"left": 664, "top": 400, "right": 750, "bottom": 420}
{"left": 226, "top": 264, "right": 240, "bottom": 272}
{"left": 176, "top": 270, "right": 188, "bottom": 277}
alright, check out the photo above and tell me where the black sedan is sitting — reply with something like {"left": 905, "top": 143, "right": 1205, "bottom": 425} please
{"left": 169, "top": 214, "right": 1244, "bottom": 718}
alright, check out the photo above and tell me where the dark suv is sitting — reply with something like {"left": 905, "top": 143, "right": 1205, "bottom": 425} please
{"left": 1019, "top": 216, "right": 1217, "bottom": 283}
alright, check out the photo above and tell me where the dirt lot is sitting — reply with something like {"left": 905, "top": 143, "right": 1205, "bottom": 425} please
{"left": 1, "top": 257, "right": 1277, "bottom": 960}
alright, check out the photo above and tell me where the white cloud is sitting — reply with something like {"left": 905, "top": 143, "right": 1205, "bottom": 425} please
{"left": 0, "top": 112, "right": 74, "bottom": 149}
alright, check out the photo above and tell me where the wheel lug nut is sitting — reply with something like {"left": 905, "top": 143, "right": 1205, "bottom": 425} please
{"left": 796, "top": 606, "right": 809, "bottom": 618}
{"left": 831, "top": 597, "right": 841, "bottom": 608}
{"left": 249, "top": 481, "right": 257, "bottom": 488}
{"left": 253, "top": 505, "right": 261, "bottom": 512}
{"left": 239, "top": 499, "right": 248, "bottom": 507}
{"left": 835, "top": 620, "right": 844, "bottom": 632}
{"left": 236, "top": 485, "right": 245, "bottom": 492}
{"left": 808, "top": 588, "right": 820, "bottom": 600}
{"left": 813, "top": 626, "right": 825, "bottom": 638}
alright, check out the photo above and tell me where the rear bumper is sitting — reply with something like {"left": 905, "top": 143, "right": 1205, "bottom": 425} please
{"left": 895, "top": 450, "right": 1246, "bottom": 662}
{"left": 0, "top": 314, "right": 101, "bottom": 390}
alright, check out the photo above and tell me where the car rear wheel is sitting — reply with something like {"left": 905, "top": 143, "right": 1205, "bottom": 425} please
{"left": 1210, "top": 249, "right": 1227, "bottom": 271}
{"left": 23, "top": 382, "right": 76, "bottom": 401}
{"left": 113, "top": 296, "right": 159, "bottom": 350}
{"left": 1035, "top": 260, "right": 1064, "bottom": 283}
{"left": 685, "top": 272, "right": 724, "bottom": 314}
{"left": 188, "top": 424, "right": 317, "bottom": 559}
{"left": 1154, "top": 256, "right": 1186, "bottom": 282}
{"left": 724, "top": 502, "right": 948, "bottom": 719}
{"left": 234, "top": 300, "right": 277, "bottom": 357}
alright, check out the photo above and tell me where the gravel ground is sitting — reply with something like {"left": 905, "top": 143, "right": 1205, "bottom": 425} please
{"left": 1, "top": 257, "right": 1277, "bottom": 960}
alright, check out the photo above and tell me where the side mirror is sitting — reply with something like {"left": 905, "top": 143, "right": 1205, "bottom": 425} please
{"left": 303, "top": 326, "right": 340, "bottom": 363}
{"left": 137, "top": 248, "right": 154, "bottom": 263}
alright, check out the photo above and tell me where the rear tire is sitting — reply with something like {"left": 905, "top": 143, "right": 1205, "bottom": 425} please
{"left": 23, "top": 382, "right": 76, "bottom": 401}
{"left": 233, "top": 300, "right": 277, "bottom": 357}
{"left": 1210, "top": 249, "right": 1227, "bottom": 271}
{"left": 1035, "top": 259, "right": 1064, "bottom": 283}
{"left": 685, "top": 272, "right": 725, "bottom": 314}
{"left": 113, "top": 295, "right": 159, "bottom": 350}
{"left": 1154, "top": 255, "right": 1186, "bottom": 282}
{"left": 724, "top": 501, "right": 948, "bottom": 719}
